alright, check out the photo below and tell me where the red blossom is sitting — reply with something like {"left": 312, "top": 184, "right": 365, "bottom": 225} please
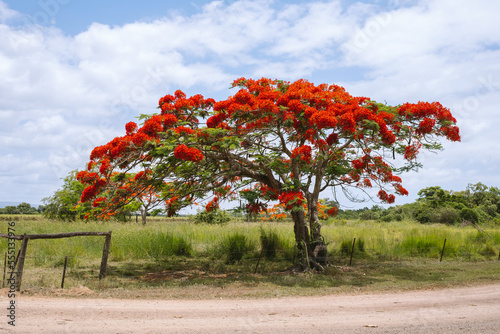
{"left": 326, "top": 133, "right": 338, "bottom": 145}
{"left": 93, "top": 197, "right": 106, "bottom": 208}
{"left": 174, "top": 126, "right": 196, "bottom": 135}
{"left": 291, "top": 145, "right": 312, "bottom": 163}
{"left": 125, "top": 122, "right": 138, "bottom": 135}
{"left": 134, "top": 171, "right": 146, "bottom": 181}
{"left": 206, "top": 196, "right": 219, "bottom": 212}
{"left": 377, "top": 190, "right": 395, "bottom": 204}
{"left": 206, "top": 113, "right": 228, "bottom": 128}
{"left": 174, "top": 144, "right": 204, "bottom": 162}
{"left": 404, "top": 143, "right": 422, "bottom": 160}
{"left": 139, "top": 115, "right": 163, "bottom": 137}
{"left": 99, "top": 159, "right": 111, "bottom": 175}
{"left": 326, "top": 207, "right": 338, "bottom": 216}
{"left": 163, "top": 114, "right": 178, "bottom": 128}
{"left": 81, "top": 185, "right": 98, "bottom": 203}
{"left": 278, "top": 191, "right": 305, "bottom": 210}
{"left": 131, "top": 132, "right": 150, "bottom": 146}
{"left": 441, "top": 126, "right": 461, "bottom": 142}
{"left": 416, "top": 118, "right": 436, "bottom": 135}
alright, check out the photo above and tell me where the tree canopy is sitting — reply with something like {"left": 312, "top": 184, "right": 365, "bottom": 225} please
{"left": 78, "top": 77, "right": 460, "bottom": 269}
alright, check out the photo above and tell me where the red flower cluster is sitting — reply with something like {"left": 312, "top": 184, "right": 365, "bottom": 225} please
{"left": 76, "top": 171, "right": 99, "bottom": 185}
{"left": 77, "top": 170, "right": 107, "bottom": 203}
{"left": 326, "top": 207, "right": 338, "bottom": 216}
{"left": 99, "top": 159, "right": 111, "bottom": 175}
{"left": 309, "top": 110, "right": 338, "bottom": 129}
{"left": 246, "top": 202, "right": 267, "bottom": 214}
{"left": 125, "top": 122, "right": 138, "bottom": 135}
{"left": 378, "top": 190, "right": 395, "bottom": 204}
{"left": 291, "top": 145, "right": 312, "bottom": 163}
{"left": 416, "top": 118, "right": 436, "bottom": 135}
{"left": 163, "top": 114, "right": 178, "bottom": 128}
{"left": 80, "top": 185, "right": 97, "bottom": 203}
{"left": 404, "top": 143, "right": 422, "bottom": 160}
{"left": 160, "top": 91, "right": 214, "bottom": 111}
{"left": 440, "top": 126, "right": 460, "bottom": 142}
{"left": 206, "top": 196, "right": 219, "bottom": 212}
{"left": 326, "top": 133, "right": 338, "bottom": 145}
{"left": 141, "top": 115, "right": 163, "bottom": 137}
{"left": 259, "top": 185, "right": 279, "bottom": 200}
{"left": 131, "top": 132, "right": 150, "bottom": 146}
{"left": 134, "top": 171, "right": 146, "bottom": 181}
{"left": 92, "top": 197, "right": 106, "bottom": 208}
{"left": 206, "top": 113, "right": 228, "bottom": 128}
{"left": 174, "top": 126, "right": 196, "bottom": 135}
{"left": 278, "top": 191, "right": 305, "bottom": 210}
{"left": 174, "top": 144, "right": 204, "bottom": 162}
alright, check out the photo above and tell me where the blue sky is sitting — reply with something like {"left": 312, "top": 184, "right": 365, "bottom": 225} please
{"left": 1, "top": 0, "right": 499, "bottom": 210}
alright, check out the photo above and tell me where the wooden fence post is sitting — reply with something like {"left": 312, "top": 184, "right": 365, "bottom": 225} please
{"left": 61, "top": 256, "right": 68, "bottom": 289}
{"left": 440, "top": 239, "right": 447, "bottom": 262}
{"left": 99, "top": 231, "right": 112, "bottom": 280}
{"left": 16, "top": 234, "right": 29, "bottom": 291}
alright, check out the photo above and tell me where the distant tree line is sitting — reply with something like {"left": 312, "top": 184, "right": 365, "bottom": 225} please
{"left": 0, "top": 202, "right": 45, "bottom": 215}
{"left": 336, "top": 183, "right": 500, "bottom": 225}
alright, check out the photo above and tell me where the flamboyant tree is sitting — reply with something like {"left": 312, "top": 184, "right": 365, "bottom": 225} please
{"left": 78, "top": 77, "right": 460, "bottom": 270}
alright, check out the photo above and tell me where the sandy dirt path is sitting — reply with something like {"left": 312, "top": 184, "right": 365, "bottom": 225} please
{"left": 2, "top": 284, "right": 500, "bottom": 333}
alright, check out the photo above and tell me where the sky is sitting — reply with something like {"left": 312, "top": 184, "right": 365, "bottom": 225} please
{"left": 0, "top": 0, "right": 499, "bottom": 210}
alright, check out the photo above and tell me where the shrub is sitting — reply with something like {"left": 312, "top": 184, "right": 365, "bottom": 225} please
{"left": 193, "top": 209, "right": 231, "bottom": 224}
{"left": 460, "top": 208, "right": 479, "bottom": 224}
{"left": 359, "top": 210, "right": 379, "bottom": 221}
{"left": 414, "top": 205, "right": 432, "bottom": 224}
{"left": 429, "top": 206, "right": 460, "bottom": 225}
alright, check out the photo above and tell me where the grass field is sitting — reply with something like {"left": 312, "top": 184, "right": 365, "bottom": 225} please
{"left": 1, "top": 216, "right": 499, "bottom": 299}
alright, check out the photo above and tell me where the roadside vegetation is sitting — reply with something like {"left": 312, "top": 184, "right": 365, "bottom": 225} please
{"left": 1, "top": 216, "right": 498, "bottom": 299}
{"left": 2, "top": 182, "right": 499, "bottom": 298}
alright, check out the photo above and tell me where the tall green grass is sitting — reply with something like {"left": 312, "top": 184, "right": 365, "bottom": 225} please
{"left": 0, "top": 218, "right": 498, "bottom": 271}
{"left": 323, "top": 219, "right": 500, "bottom": 261}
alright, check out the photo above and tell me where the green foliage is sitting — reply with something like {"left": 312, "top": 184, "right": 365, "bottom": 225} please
{"left": 460, "top": 208, "right": 479, "bottom": 224}
{"left": 193, "top": 209, "right": 231, "bottom": 225}
{"left": 42, "top": 170, "right": 89, "bottom": 221}
{"left": 429, "top": 206, "right": 460, "bottom": 225}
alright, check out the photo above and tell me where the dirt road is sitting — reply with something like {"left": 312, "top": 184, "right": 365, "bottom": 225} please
{"left": 2, "top": 284, "right": 500, "bottom": 333}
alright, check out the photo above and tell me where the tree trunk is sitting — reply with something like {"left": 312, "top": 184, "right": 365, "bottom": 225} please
{"left": 140, "top": 207, "right": 147, "bottom": 225}
{"left": 291, "top": 210, "right": 309, "bottom": 268}
{"left": 307, "top": 197, "right": 328, "bottom": 269}
{"left": 291, "top": 206, "right": 327, "bottom": 271}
